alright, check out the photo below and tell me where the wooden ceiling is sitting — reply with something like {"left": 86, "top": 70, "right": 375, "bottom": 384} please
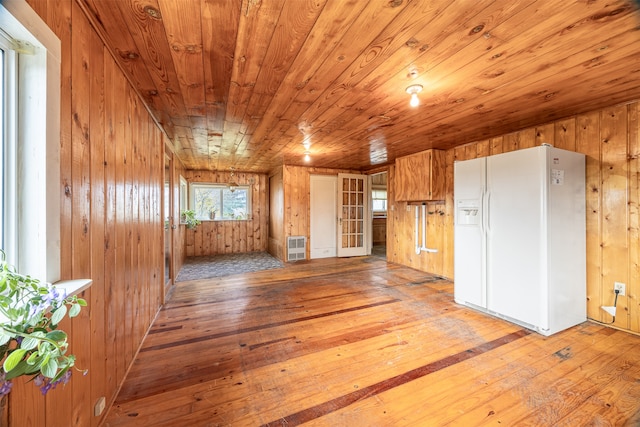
{"left": 78, "top": 0, "right": 640, "bottom": 173}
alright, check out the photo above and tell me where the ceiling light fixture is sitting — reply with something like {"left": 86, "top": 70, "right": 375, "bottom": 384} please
{"left": 304, "top": 151, "right": 311, "bottom": 162}
{"left": 406, "top": 84, "right": 423, "bottom": 107}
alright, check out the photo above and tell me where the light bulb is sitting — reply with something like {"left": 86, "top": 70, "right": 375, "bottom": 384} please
{"left": 406, "top": 84, "right": 423, "bottom": 108}
{"left": 410, "top": 92, "right": 420, "bottom": 107}
{"left": 304, "top": 151, "right": 311, "bottom": 162}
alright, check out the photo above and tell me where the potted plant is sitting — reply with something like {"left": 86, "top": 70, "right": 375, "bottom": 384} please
{"left": 0, "top": 250, "right": 86, "bottom": 401}
{"left": 181, "top": 209, "right": 201, "bottom": 229}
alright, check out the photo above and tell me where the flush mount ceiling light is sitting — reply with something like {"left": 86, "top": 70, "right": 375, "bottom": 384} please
{"left": 304, "top": 150, "right": 311, "bottom": 162}
{"left": 406, "top": 84, "right": 423, "bottom": 107}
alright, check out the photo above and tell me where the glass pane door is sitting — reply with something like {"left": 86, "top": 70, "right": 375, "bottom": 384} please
{"left": 337, "top": 173, "right": 369, "bottom": 257}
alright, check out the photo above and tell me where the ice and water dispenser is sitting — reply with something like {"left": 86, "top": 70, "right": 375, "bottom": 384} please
{"left": 456, "top": 200, "right": 480, "bottom": 226}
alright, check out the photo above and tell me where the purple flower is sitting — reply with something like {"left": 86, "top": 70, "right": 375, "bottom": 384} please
{"left": 0, "top": 373, "right": 12, "bottom": 397}
{"left": 28, "top": 301, "right": 47, "bottom": 318}
{"left": 43, "top": 286, "right": 67, "bottom": 308}
{"left": 34, "top": 370, "right": 73, "bottom": 395}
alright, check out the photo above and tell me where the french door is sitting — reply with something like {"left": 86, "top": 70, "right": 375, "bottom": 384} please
{"left": 337, "top": 173, "right": 370, "bottom": 257}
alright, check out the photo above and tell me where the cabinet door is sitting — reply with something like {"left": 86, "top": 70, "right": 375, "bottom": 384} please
{"left": 407, "top": 152, "right": 429, "bottom": 200}
{"left": 429, "top": 149, "right": 446, "bottom": 200}
{"left": 395, "top": 149, "right": 444, "bottom": 201}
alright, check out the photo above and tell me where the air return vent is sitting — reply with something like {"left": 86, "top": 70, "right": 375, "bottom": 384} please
{"left": 287, "top": 236, "right": 306, "bottom": 261}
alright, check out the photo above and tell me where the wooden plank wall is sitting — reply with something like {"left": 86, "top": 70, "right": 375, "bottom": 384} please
{"left": 268, "top": 167, "right": 284, "bottom": 261}
{"left": 387, "top": 100, "right": 640, "bottom": 335}
{"left": 181, "top": 170, "right": 268, "bottom": 256}
{"left": 15, "top": 1, "right": 165, "bottom": 426}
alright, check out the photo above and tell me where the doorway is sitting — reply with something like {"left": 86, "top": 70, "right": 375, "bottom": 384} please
{"left": 163, "top": 151, "right": 174, "bottom": 300}
{"left": 370, "top": 172, "right": 387, "bottom": 259}
{"left": 310, "top": 173, "right": 371, "bottom": 259}
{"left": 336, "top": 173, "right": 370, "bottom": 257}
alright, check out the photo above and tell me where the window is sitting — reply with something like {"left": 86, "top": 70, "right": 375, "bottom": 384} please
{"left": 0, "top": 0, "right": 61, "bottom": 282}
{"left": 372, "top": 188, "right": 387, "bottom": 214}
{"left": 190, "top": 183, "right": 251, "bottom": 221}
{"left": 179, "top": 175, "right": 187, "bottom": 216}
{"left": 1, "top": 28, "right": 17, "bottom": 264}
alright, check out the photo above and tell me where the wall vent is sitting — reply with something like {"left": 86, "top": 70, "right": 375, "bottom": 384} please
{"left": 287, "top": 236, "right": 306, "bottom": 261}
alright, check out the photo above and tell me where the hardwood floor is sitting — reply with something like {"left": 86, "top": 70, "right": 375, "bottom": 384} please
{"left": 103, "top": 257, "right": 640, "bottom": 426}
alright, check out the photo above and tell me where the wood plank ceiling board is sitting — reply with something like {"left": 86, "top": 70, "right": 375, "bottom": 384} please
{"left": 201, "top": 0, "right": 241, "bottom": 170}
{"left": 77, "top": 0, "right": 640, "bottom": 173}
{"left": 228, "top": 0, "right": 329, "bottom": 171}
{"left": 328, "top": 0, "right": 634, "bottom": 160}
{"left": 157, "top": 0, "right": 206, "bottom": 117}
{"left": 302, "top": 0, "right": 536, "bottom": 166}
{"left": 245, "top": 0, "right": 414, "bottom": 170}
{"left": 368, "top": 0, "right": 640, "bottom": 155}
{"left": 336, "top": 0, "right": 562, "bottom": 154}
{"left": 78, "top": 0, "right": 174, "bottom": 138}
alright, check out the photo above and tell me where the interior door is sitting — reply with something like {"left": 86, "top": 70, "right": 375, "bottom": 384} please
{"left": 310, "top": 175, "right": 337, "bottom": 258}
{"left": 337, "top": 173, "right": 369, "bottom": 257}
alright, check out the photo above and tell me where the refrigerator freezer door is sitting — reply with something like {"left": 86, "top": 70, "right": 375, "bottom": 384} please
{"left": 454, "top": 158, "right": 486, "bottom": 308}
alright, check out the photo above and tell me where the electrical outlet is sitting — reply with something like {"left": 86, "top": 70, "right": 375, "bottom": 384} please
{"left": 94, "top": 396, "right": 106, "bottom": 417}
{"left": 614, "top": 282, "right": 626, "bottom": 296}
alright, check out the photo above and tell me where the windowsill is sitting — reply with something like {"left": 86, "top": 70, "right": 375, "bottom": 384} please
{"left": 54, "top": 278, "right": 92, "bottom": 297}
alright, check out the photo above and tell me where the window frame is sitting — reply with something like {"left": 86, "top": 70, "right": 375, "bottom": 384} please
{"left": 371, "top": 187, "right": 388, "bottom": 215}
{"left": 179, "top": 175, "right": 188, "bottom": 221}
{"left": 0, "top": 0, "right": 61, "bottom": 282}
{"left": 189, "top": 183, "right": 252, "bottom": 221}
{"left": 0, "top": 33, "right": 18, "bottom": 264}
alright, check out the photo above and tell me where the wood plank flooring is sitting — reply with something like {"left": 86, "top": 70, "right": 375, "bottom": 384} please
{"left": 103, "top": 256, "right": 640, "bottom": 426}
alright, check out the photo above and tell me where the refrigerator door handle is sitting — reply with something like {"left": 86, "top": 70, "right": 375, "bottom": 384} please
{"left": 479, "top": 187, "right": 486, "bottom": 235}
{"left": 484, "top": 191, "right": 491, "bottom": 233}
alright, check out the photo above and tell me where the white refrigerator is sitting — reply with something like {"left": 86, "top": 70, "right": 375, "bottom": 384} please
{"left": 454, "top": 145, "right": 586, "bottom": 336}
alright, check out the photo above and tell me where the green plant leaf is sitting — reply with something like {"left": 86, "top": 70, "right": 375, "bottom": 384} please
{"left": 5, "top": 360, "right": 29, "bottom": 379}
{"left": 3, "top": 348, "right": 27, "bottom": 372}
{"left": 21, "top": 331, "right": 46, "bottom": 350}
{"left": 46, "top": 330, "right": 67, "bottom": 342}
{"left": 26, "top": 351, "right": 40, "bottom": 365}
{"left": 69, "top": 303, "right": 81, "bottom": 318}
{"left": 41, "top": 358, "right": 58, "bottom": 378}
{"left": 51, "top": 305, "right": 67, "bottom": 325}
{"left": 77, "top": 298, "right": 87, "bottom": 307}
{"left": 0, "top": 332, "right": 11, "bottom": 347}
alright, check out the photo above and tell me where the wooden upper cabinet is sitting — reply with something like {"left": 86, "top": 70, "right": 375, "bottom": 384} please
{"left": 394, "top": 149, "right": 445, "bottom": 202}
